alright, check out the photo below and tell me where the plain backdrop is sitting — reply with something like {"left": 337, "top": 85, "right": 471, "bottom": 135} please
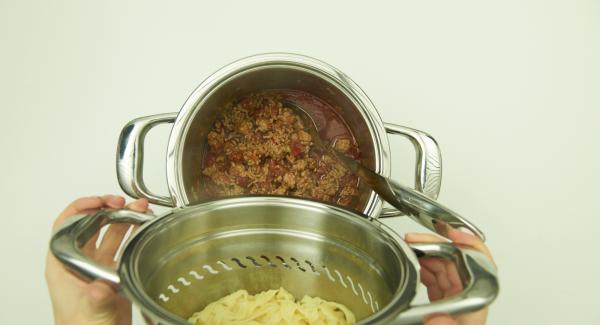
{"left": 1, "top": 0, "right": 599, "bottom": 324}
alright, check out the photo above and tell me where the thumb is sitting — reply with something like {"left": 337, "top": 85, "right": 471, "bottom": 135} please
{"left": 425, "top": 314, "right": 458, "bottom": 325}
{"left": 74, "top": 281, "right": 120, "bottom": 324}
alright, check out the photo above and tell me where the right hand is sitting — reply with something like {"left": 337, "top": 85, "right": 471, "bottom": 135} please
{"left": 405, "top": 228, "right": 496, "bottom": 325}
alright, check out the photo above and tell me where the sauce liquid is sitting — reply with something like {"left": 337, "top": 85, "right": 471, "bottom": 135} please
{"left": 268, "top": 89, "right": 355, "bottom": 144}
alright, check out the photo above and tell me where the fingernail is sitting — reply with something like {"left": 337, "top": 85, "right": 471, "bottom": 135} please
{"left": 404, "top": 232, "right": 417, "bottom": 238}
{"left": 457, "top": 226, "right": 475, "bottom": 236}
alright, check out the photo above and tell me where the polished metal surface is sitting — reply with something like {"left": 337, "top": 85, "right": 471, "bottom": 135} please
{"left": 285, "top": 101, "right": 484, "bottom": 241}
{"left": 50, "top": 197, "right": 498, "bottom": 325}
{"left": 394, "top": 244, "right": 498, "bottom": 324}
{"left": 116, "top": 113, "right": 177, "bottom": 206}
{"left": 375, "top": 222, "right": 498, "bottom": 324}
{"left": 120, "top": 197, "right": 417, "bottom": 324}
{"left": 383, "top": 123, "right": 442, "bottom": 200}
{"left": 384, "top": 180, "right": 485, "bottom": 241}
{"left": 50, "top": 209, "right": 154, "bottom": 285}
{"left": 115, "top": 53, "right": 443, "bottom": 216}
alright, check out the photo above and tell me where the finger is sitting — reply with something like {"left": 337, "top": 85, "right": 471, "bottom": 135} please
{"left": 413, "top": 240, "right": 463, "bottom": 298}
{"left": 81, "top": 195, "right": 125, "bottom": 254}
{"left": 95, "top": 224, "right": 132, "bottom": 266}
{"left": 405, "top": 232, "right": 450, "bottom": 244}
{"left": 53, "top": 196, "right": 104, "bottom": 231}
{"left": 424, "top": 314, "right": 457, "bottom": 325}
{"left": 420, "top": 257, "right": 446, "bottom": 274}
{"left": 420, "top": 258, "right": 452, "bottom": 292}
{"left": 426, "top": 285, "right": 444, "bottom": 302}
{"left": 447, "top": 228, "right": 495, "bottom": 263}
{"left": 59, "top": 196, "right": 104, "bottom": 218}
{"left": 405, "top": 230, "right": 492, "bottom": 267}
{"left": 57, "top": 196, "right": 104, "bottom": 254}
{"left": 420, "top": 268, "right": 443, "bottom": 301}
{"left": 420, "top": 267, "right": 438, "bottom": 288}
{"left": 95, "top": 199, "right": 146, "bottom": 264}
{"left": 442, "top": 259, "right": 463, "bottom": 298}
{"left": 447, "top": 227, "right": 486, "bottom": 251}
{"left": 126, "top": 198, "right": 149, "bottom": 212}
{"left": 406, "top": 233, "right": 461, "bottom": 298}
{"left": 82, "top": 233, "right": 101, "bottom": 256}
{"left": 101, "top": 194, "right": 126, "bottom": 209}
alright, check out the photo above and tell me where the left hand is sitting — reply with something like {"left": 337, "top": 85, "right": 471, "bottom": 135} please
{"left": 45, "top": 195, "right": 150, "bottom": 325}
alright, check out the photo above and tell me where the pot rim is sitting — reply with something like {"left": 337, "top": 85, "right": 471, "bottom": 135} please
{"left": 118, "top": 196, "right": 419, "bottom": 325}
{"left": 165, "top": 52, "right": 391, "bottom": 215}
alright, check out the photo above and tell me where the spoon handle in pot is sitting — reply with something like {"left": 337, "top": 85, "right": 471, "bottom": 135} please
{"left": 50, "top": 209, "right": 154, "bottom": 286}
{"left": 285, "top": 100, "right": 484, "bottom": 241}
{"left": 383, "top": 179, "right": 486, "bottom": 241}
{"left": 330, "top": 149, "right": 485, "bottom": 241}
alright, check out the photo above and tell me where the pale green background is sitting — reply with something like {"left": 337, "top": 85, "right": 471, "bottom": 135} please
{"left": 1, "top": 0, "right": 599, "bottom": 324}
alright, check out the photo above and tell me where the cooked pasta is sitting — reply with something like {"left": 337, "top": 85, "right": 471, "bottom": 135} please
{"left": 187, "top": 287, "right": 356, "bottom": 325}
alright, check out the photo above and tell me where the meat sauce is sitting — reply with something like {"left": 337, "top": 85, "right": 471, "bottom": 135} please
{"left": 199, "top": 90, "right": 361, "bottom": 208}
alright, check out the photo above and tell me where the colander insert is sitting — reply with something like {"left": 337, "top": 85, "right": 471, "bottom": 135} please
{"left": 119, "top": 197, "right": 417, "bottom": 324}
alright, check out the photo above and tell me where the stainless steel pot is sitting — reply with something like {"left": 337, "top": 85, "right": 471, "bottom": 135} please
{"left": 116, "top": 53, "right": 442, "bottom": 219}
{"left": 50, "top": 197, "right": 498, "bottom": 325}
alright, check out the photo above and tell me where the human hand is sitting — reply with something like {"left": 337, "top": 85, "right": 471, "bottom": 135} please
{"left": 45, "top": 195, "right": 150, "bottom": 325}
{"left": 405, "top": 227, "right": 496, "bottom": 325}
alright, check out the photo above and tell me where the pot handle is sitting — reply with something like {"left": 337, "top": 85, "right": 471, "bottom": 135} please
{"left": 394, "top": 242, "right": 499, "bottom": 324}
{"left": 50, "top": 209, "right": 154, "bottom": 285}
{"left": 383, "top": 123, "right": 442, "bottom": 201}
{"left": 117, "top": 113, "right": 178, "bottom": 206}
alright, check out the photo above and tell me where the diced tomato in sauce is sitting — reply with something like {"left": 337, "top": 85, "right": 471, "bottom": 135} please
{"left": 290, "top": 140, "right": 305, "bottom": 157}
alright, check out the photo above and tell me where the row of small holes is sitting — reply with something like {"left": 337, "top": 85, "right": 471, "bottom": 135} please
{"left": 158, "top": 255, "right": 380, "bottom": 312}
{"left": 160, "top": 255, "right": 311, "bottom": 301}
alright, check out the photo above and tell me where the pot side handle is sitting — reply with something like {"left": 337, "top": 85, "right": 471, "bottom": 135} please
{"left": 383, "top": 123, "right": 442, "bottom": 201}
{"left": 394, "top": 243, "right": 499, "bottom": 324}
{"left": 117, "top": 113, "right": 178, "bottom": 206}
{"left": 50, "top": 209, "right": 154, "bottom": 286}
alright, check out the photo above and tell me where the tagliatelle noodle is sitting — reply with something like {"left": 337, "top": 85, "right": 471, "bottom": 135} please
{"left": 187, "top": 287, "right": 356, "bottom": 325}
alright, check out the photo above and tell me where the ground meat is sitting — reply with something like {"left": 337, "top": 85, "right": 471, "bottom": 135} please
{"left": 201, "top": 92, "right": 361, "bottom": 207}
{"left": 334, "top": 138, "right": 351, "bottom": 153}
